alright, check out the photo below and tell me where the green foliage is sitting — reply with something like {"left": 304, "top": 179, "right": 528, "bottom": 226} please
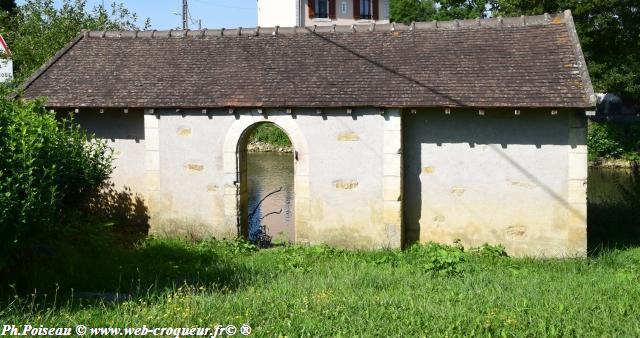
{"left": 0, "top": 97, "right": 113, "bottom": 269}
{"left": 0, "top": 0, "right": 16, "bottom": 13}
{"left": 406, "top": 242, "right": 467, "bottom": 274}
{"left": 390, "top": 0, "right": 491, "bottom": 23}
{"left": 220, "top": 238, "right": 258, "bottom": 255}
{"left": 390, "top": 0, "right": 436, "bottom": 23}
{"left": 588, "top": 121, "right": 640, "bottom": 161}
{"left": 248, "top": 123, "right": 292, "bottom": 148}
{"left": 0, "top": 0, "right": 147, "bottom": 85}
{"left": 588, "top": 122, "right": 625, "bottom": 160}
{"left": 469, "top": 243, "right": 509, "bottom": 258}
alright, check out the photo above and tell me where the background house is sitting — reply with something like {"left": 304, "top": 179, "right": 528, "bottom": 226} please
{"left": 258, "top": 0, "right": 389, "bottom": 27}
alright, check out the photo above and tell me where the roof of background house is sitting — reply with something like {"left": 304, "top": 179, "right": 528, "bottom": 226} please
{"left": 21, "top": 10, "right": 596, "bottom": 109}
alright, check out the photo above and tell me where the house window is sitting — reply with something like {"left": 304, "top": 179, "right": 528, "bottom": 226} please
{"left": 315, "top": 0, "right": 329, "bottom": 18}
{"left": 359, "top": 0, "right": 372, "bottom": 19}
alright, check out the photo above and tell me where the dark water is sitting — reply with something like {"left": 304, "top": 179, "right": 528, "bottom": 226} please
{"left": 588, "top": 167, "right": 639, "bottom": 251}
{"left": 247, "top": 152, "right": 295, "bottom": 243}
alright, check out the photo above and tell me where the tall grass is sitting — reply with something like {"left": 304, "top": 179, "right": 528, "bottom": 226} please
{"left": 1, "top": 236, "right": 639, "bottom": 337}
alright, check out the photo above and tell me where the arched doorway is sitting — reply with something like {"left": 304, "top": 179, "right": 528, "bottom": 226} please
{"left": 239, "top": 122, "right": 294, "bottom": 246}
{"left": 222, "top": 114, "right": 311, "bottom": 246}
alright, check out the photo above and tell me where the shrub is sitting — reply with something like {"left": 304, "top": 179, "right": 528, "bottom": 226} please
{"left": 588, "top": 121, "right": 640, "bottom": 162}
{"left": 0, "top": 97, "right": 112, "bottom": 269}
{"left": 470, "top": 243, "right": 509, "bottom": 258}
{"left": 407, "top": 242, "right": 467, "bottom": 275}
{"left": 588, "top": 122, "right": 625, "bottom": 161}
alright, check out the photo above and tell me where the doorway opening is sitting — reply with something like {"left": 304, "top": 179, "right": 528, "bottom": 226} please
{"left": 238, "top": 122, "right": 295, "bottom": 247}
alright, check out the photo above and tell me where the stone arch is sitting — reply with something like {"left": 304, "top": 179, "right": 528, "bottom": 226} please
{"left": 222, "top": 113, "right": 310, "bottom": 242}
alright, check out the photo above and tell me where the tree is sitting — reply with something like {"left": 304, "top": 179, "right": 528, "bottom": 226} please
{"left": 0, "top": 0, "right": 16, "bottom": 13}
{"left": 0, "top": 0, "right": 149, "bottom": 85}
{"left": 390, "top": 0, "right": 437, "bottom": 23}
{"left": 434, "top": 0, "right": 492, "bottom": 20}
{"left": 390, "top": 0, "right": 492, "bottom": 23}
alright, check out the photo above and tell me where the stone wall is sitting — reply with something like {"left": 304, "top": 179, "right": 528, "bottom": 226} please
{"left": 402, "top": 108, "right": 587, "bottom": 257}
{"left": 135, "top": 108, "right": 401, "bottom": 248}
{"left": 77, "top": 106, "right": 587, "bottom": 256}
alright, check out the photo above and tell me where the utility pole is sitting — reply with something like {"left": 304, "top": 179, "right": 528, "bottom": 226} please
{"left": 182, "top": 0, "right": 188, "bottom": 30}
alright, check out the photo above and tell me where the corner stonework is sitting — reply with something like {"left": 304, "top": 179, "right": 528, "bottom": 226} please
{"left": 567, "top": 111, "right": 588, "bottom": 256}
{"left": 144, "top": 109, "right": 161, "bottom": 228}
{"left": 383, "top": 109, "right": 402, "bottom": 248}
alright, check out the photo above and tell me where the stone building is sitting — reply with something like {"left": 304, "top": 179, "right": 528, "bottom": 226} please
{"left": 21, "top": 11, "right": 595, "bottom": 257}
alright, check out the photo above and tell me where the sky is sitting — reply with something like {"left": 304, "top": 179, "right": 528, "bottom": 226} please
{"left": 16, "top": 0, "right": 259, "bottom": 29}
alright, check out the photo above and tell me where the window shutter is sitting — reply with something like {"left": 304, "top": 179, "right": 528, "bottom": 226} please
{"left": 353, "top": 0, "right": 360, "bottom": 19}
{"left": 329, "top": 0, "right": 336, "bottom": 19}
{"left": 308, "top": 0, "right": 315, "bottom": 18}
{"left": 372, "top": 0, "right": 379, "bottom": 20}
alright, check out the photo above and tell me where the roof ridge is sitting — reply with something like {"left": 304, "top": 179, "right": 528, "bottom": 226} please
{"left": 84, "top": 12, "right": 565, "bottom": 39}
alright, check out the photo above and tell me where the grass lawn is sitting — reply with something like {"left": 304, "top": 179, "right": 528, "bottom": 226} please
{"left": 1, "top": 237, "right": 639, "bottom": 337}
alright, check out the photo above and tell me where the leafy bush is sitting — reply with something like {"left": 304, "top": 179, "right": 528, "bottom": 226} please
{"left": 470, "top": 243, "right": 509, "bottom": 258}
{"left": 588, "top": 121, "right": 640, "bottom": 162}
{"left": 0, "top": 97, "right": 112, "bottom": 268}
{"left": 406, "top": 242, "right": 467, "bottom": 275}
{"left": 588, "top": 122, "right": 625, "bottom": 161}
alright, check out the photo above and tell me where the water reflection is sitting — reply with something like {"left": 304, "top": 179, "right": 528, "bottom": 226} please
{"left": 588, "top": 166, "right": 640, "bottom": 252}
{"left": 247, "top": 152, "right": 295, "bottom": 243}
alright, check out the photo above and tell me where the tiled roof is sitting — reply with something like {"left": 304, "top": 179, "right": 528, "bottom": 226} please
{"left": 22, "top": 10, "right": 596, "bottom": 109}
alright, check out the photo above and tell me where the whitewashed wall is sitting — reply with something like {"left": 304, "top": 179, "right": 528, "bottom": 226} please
{"left": 78, "top": 107, "right": 587, "bottom": 256}
{"left": 403, "top": 108, "right": 587, "bottom": 257}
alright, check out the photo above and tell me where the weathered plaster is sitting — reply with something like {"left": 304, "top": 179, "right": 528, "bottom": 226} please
{"left": 77, "top": 106, "right": 587, "bottom": 256}
{"left": 402, "top": 108, "right": 587, "bottom": 257}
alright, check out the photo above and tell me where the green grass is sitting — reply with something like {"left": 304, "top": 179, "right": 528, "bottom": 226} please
{"left": 1, "top": 235, "right": 639, "bottom": 337}
{"left": 248, "top": 123, "right": 292, "bottom": 148}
